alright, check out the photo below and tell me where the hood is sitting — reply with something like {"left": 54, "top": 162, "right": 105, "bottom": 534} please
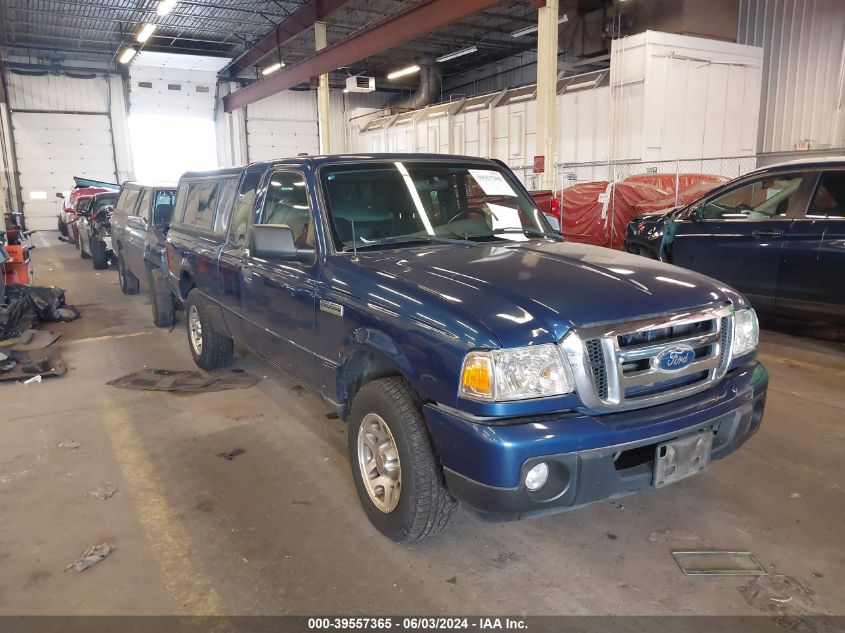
{"left": 352, "top": 240, "right": 744, "bottom": 348}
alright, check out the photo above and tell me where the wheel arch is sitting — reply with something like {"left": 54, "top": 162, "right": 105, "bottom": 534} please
{"left": 337, "top": 335, "right": 417, "bottom": 420}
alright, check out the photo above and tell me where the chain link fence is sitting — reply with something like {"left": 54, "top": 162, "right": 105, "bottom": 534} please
{"left": 511, "top": 156, "right": 757, "bottom": 194}
{"left": 553, "top": 156, "right": 758, "bottom": 192}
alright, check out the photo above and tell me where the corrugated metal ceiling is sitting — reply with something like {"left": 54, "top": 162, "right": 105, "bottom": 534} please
{"left": 0, "top": 0, "right": 548, "bottom": 77}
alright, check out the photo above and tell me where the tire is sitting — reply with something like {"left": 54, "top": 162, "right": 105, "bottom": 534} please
{"left": 80, "top": 236, "right": 91, "bottom": 259}
{"left": 117, "top": 249, "right": 139, "bottom": 295}
{"left": 348, "top": 377, "right": 456, "bottom": 542}
{"left": 91, "top": 238, "right": 108, "bottom": 269}
{"left": 58, "top": 218, "right": 68, "bottom": 237}
{"left": 185, "top": 289, "right": 232, "bottom": 370}
{"left": 149, "top": 268, "right": 176, "bottom": 328}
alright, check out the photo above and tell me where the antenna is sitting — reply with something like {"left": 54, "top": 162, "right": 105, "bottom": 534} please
{"left": 351, "top": 219, "right": 358, "bottom": 261}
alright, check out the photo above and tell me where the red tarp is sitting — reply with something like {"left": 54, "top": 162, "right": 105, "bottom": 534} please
{"left": 560, "top": 181, "right": 666, "bottom": 249}
{"left": 552, "top": 173, "right": 728, "bottom": 249}
{"left": 633, "top": 178, "right": 728, "bottom": 215}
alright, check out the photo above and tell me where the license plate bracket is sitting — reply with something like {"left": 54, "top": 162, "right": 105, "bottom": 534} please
{"left": 653, "top": 432, "right": 712, "bottom": 488}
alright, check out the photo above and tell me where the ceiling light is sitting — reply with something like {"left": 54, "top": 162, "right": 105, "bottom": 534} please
{"left": 436, "top": 46, "right": 478, "bottom": 63}
{"left": 156, "top": 0, "right": 178, "bottom": 15}
{"left": 262, "top": 62, "right": 285, "bottom": 75}
{"left": 136, "top": 23, "right": 157, "bottom": 43}
{"left": 119, "top": 47, "right": 137, "bottom": 64}
{"left": 387, "top": 64, "right": 420, "bottom": 80}
{"left": 510, "top": 14, "right": 568, "bottom": 37}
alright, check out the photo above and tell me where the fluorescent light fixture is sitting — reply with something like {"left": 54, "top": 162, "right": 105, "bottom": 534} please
{"left": 156, "top": 0, "right": 178, "bottom": 15}
{"left": 387, "top": 64, "right": 420, "bottom": 80}
{"left": 510, "top": 14, "right": 568, "bottom": 37}
{"left": 436, "top": 46, "right": 478, "bottom": 63}
{"left": 119, "top": 47, "right": 137, "bottom": 64}
{"left": 262, "top": 61, "right": 285, "bottom": 75}
{"left": 136, "top": 23, "right": 157, "bottom": 43}
{"left": 29, "top": 191, "right": 47, "bottom": 200}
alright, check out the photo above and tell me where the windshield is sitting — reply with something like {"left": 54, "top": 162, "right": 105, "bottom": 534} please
{"left": 320, "top": 161, "right": 555, "bottom": 251}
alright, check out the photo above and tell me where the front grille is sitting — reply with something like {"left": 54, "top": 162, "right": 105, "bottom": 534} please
{"left": 584, "top": 339, "right": 608, "bottom": 400}
{"left": 566, "top": 306, "right": 734, "bottom": 413}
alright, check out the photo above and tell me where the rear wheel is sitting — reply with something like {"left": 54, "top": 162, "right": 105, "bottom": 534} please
{"left": 348, "top": 377, "right": 456, "bottom": 542}
{"left": 117, "top": 249, "right": 139, "bottom": 295}
{"left": 149, "top": 268, "right": 176, "bottom": 328}
{"left": 91, "top": 238, "right": 108, "bottom": 269}
{"left": 185, "top": 289, "right": 232, "bottom": 370}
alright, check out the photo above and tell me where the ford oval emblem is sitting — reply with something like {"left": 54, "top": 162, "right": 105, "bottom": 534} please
{"left": 654, "top": 345, "right": 696, "bottom": 371}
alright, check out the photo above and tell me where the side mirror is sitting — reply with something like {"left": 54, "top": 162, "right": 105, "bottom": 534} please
{"left": 56, "top": 192, "right": 65, "bottom": 199}
{"left": 688, "top": 207, "right": 702, "bottom": 222}
{"left": 543, "top": 213, "right": 561, "bottom": 232}
{"left": 249, "top": 224, "right": 315, "bottom": 262}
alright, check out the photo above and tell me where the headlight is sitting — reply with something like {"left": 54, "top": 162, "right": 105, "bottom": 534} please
{"left": 732, "top": 308, "right": 759, "bottom": 358}
{"left": 460, "top": 344, "right": 574, "bottom": 401}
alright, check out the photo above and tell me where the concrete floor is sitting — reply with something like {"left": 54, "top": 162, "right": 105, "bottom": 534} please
{"left": 1, "top": 232, "right": 843, "bottom": 616}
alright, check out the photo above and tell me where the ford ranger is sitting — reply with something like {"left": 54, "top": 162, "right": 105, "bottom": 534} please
{"left": 165, "top": 154, "right": 768, "bottom": 542}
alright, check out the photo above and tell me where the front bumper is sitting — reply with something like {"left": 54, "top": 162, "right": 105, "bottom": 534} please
{"left": 424, "top": 361, "right": 767, "bottom": 518}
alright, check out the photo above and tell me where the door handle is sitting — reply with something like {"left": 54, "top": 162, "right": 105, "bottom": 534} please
{"left": 752, "top": 229, "right": 785, "bottom": 240}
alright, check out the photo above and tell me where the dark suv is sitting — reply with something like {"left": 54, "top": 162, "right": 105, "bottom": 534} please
{"left": 655, "top": 158, "right": 845, "bottom": 324}
{"left": 110, "top": 182, "right": 179, "bottom": 326}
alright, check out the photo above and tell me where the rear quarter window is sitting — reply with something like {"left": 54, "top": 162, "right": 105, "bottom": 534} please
{"left": 181, "top": 180, "right": 220, "bottom": 231}
{"left": 117, "top": 187, "right": 140, "bottom": 216}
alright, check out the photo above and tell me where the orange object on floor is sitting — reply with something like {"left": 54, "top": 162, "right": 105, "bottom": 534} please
{"left": 2, "top": 244, "right": 32, "bottom": 285}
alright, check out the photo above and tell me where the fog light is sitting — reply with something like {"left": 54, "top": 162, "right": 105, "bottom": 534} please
{"left": 525, "top": 462, "right": 549, "bottom": 491}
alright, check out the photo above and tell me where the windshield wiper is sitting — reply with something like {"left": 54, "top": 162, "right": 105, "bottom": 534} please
{"left": 462, "top": 227, "right": 563, "bottom": 241}
{"left": 342, "top": 235, "right": 473, "bottom": 252}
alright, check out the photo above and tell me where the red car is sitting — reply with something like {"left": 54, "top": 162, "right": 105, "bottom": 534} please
{"left": 57, "top": 177, "right": 119, "bottom": 243}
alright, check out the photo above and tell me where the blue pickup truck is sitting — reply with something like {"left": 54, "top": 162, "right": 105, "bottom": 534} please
{"left": 165, "top": 154, "right": 768, "bottom": 542}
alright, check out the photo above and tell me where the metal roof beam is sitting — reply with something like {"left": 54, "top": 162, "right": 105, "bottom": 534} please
{"left": 224, "top": 0, "right": 506, "bottom": 112}
{"left": 226, "top": 0, "right": 352, "bottom": 75}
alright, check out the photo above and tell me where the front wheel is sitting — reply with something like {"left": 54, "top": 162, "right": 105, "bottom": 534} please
{"left": 348, "top": 377, "right": 456, "bottom": 542}
{"left": 91, "top": 238, "right": 109, "bottom": 269}
{"left": 80, "top": 236, "right": 91, "bottom": 259}
{"left": 185, "top": 289, "right": 232, "bottom": 370}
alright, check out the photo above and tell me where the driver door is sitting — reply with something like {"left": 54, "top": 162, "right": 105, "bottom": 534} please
{"left": 670, "top": 171, "right": 811, "bottom": 311}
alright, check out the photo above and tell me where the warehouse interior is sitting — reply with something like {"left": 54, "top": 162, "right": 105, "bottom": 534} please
{"left": 0, "top": 0, "right": 844, "bottom": 624}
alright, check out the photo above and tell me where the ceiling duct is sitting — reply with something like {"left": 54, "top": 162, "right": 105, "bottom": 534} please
{"left": 392, "top": 57, "right": 441, "bottom": 111}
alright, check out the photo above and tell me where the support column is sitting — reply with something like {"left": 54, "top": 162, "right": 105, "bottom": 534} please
{"left": 315, "top": 21, "right": 331, "bottom": 154}
{"left": 535, "top": 0, "right": 558, "bottom": 190}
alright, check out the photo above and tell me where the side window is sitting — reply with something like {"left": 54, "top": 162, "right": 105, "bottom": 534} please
{"left": 194, "top": 181, "right": 219, "bottom": 231}
{"left": 699, "top": 173, "right": 805, "bottom": 220}
{"left": 173, "top": 185, "right": 189, "bottom": 224}
{"left": 136, "top": 189, "right": 151, "bottom": 222}
{"left": 182, "top": 181, "right": 219, "bottom": 231}
{"left": 153, "top": 189, "right": 177, "bottom": 226}
{"left": 213, "top": 178, "right": 239, "bottom": 235}
{"left": 808, "top": 171, "right": 845, "bottom": 218}
{"left": 258, "top": 171, "right": 313, "bottom": 248}
{"left": 227, "top": 171, "right": 262, "bottom": 248}
{"left": 118, "top": 188, "right": 140, "bottom": 216}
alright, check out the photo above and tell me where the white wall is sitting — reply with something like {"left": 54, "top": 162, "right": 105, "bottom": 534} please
{"left": 349, "top": 31, "right": 764, "bottom": 178}
{"left": 612, "top": 31, "right": 763, "bottom": 162}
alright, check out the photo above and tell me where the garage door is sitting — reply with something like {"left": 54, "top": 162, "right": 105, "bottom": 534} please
{"left": 12, "top": 112, "right": 116, "bottom": 231}
{"left": 6, "top": 72, "right": 116, "bottom": 232}
{"left": 247, "top": 90, "right": 319, "bottom": 161}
